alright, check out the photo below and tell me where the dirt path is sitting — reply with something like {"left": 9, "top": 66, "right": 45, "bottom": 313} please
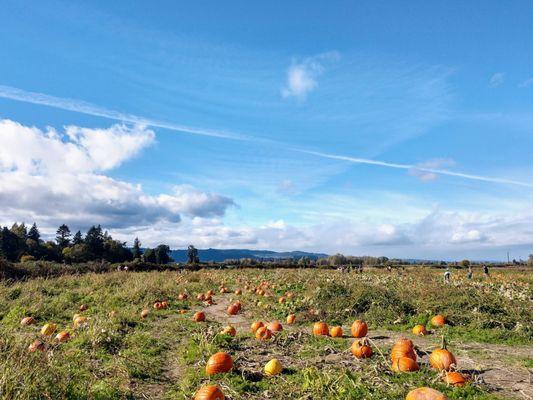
{"left": 202, "top": 294, "right": 532, "bottom": 400}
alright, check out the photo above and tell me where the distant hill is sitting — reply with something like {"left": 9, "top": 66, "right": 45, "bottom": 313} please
{"left": 169, "top": 248, "right": 328, "bottom": 263}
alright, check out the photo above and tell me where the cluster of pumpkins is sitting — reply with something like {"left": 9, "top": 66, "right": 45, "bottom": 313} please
{"left": 21, "top": 304, "right": 91, "bottom": 353}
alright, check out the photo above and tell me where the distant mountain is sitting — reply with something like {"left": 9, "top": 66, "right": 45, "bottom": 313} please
{"left": 169, "top": 248, "right": 328, "bottom": 263}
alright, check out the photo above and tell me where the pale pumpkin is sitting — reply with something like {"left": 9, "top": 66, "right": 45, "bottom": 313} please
{"left": 264, "top": 358, "right": 282, "bottom": 376}
{"left": 20, "top": 316, "right": 36, "bottom": 326}
{"left": 40, "top": 323, "right": 57, "bottom": 336}
{"left": 140, "top": 309, "right": 149, "bottom": 319}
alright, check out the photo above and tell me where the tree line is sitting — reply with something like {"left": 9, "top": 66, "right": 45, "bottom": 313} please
{"left": 0, "top": 223, "right": 172, "bottom": 264}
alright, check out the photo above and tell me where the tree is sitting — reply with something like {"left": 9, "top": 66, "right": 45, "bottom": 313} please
{"left": 132, "top": 237, "right": 142, "bottom": 259}
{"left": 0, "top": 227, "right": 22, "bottom": 261}
{"left": 27, "top": 223, "right": 40, "bottom": 242}
{"left": 187, "top": 245, "right": 199, "bottom": 264}
{"left": 155, "top": 245, "right": 171, "bottom": 264}
{"left": 56, "top": 224, "right": 71, "bottom": 249}
{"left": 103, "top": 239, "right": 133, "bottom": 263}
{"left": 72, "top": 230, "right": 84, "bottom": 245}
{"left": 10, "top": 223, "right": 27, "bottom": 239}
{"left": 85, "top": 225, "right": 104, "bottom": 257}
{"left": 143, "top": 248, "right": 156, "bottom": 263}
{"left": 460, "top": 259, "right": 471, "bottom": 268}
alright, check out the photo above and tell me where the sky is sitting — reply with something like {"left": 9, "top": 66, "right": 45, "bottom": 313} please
{"left": 1, "top": 0, "right": 532, "bottom": 261}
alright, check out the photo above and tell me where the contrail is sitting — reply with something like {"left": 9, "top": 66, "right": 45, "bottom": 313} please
{"left": 2, "top": 84, "right": 532, "bottom": 189}
{"left": 0, "top": 84, "right": 249, "bottom": 140}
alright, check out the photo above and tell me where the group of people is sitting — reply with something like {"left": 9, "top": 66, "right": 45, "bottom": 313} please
{"left": 444, "top": 264, "right": 490, "bottom": 283}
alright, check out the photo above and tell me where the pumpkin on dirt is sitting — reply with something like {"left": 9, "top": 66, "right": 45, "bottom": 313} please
{"left": 412, "top": 324, "right": 428, "bottom": 336}
{"left": 391, "top": 338, "right": 417, "bottom": 362}
{"left": 140, "top": 309, "right": 149, "bottom": 319}
{"left": 28, "top": 339, "right": 45, "bottom": 353}
{"left": 178, "top": 293, "right": 188, "bottom": 300}
{"left": 442, "top": 371, "right": 467, "bottom": 386}
{"left": 251, "top": 321, "right": 264, "bottom": 333}
{"left": 351, "top": 320, "right": 368, "bottom": 338}
{"left": 227, "top": 304, "right": 239, "bottom": 315}
{"left": 278, "top": 297, "right": 286, "bottom": 304}
{"left": 207, "top": 290, "right": 214, "bottom": 296}
{"left": 234, "top": 289, "right": 242, "bottom": 295}
{"left": 73, "top": 316, "right": 88, "bottom": 328}
{"left": 391, "top": 356, "right": 419, "bottom": 372}
{"left": 431, "top": 315, "right": 446, "bottom": 327}
{"left": 206, "top": 352, "right": 233, "bottom": 375}
{"left": 264, "top": 358, "right": 283, "bottom": 376}
{"left": 267, "top": 321, "right": 283, "bottom": 332}
{"left": 193, "top": 311, "right": 206, "bottom": 322}
{"left": 351, "top": 338, "right": 373, "bottom": 359}
{"left": 153, "top": 302, "right": 163, "bottom": 310}
{"left": 55, "top": 331, "right": 71, "bottom": 343}
{"left": 194, "top": 385, "right": 225, "bottom": 400}
{"left": 20, "top": 316, "right": 36, "bottom": 326}
{"left": 312, "top": 321, "right": 329, "bottom": 336}
{"left": 429, "top": 337, "right": 457, "bottom": 371}
{"left": 40, "top": 323, "right": 57, "bottom": 336}
{"left": 329, "top": 326, "right": 343, "bottom": 337}
{"left": 405, "top": 387, "right": 447, "bottom": 400}
{"left": 286, "top": 314, "right": 295, "bottom": 325}
{"left": 255, "top": 326, "right": 272, "bottom": 341}
{"left": 220, "top": 326, "right": 237, "bottom": 336}
{"left": 160, "top": 301, "right": 169, "bottom": 309}
{"left": 197, "top": 293, "right": 206, "bottom": 301}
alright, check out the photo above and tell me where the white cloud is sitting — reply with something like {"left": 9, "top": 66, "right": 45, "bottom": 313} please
{"left": 408, "top": 158, "right": 456, "bottom": 182}
{"left": 519, "top": 77, "right": 533, "bottom": 88}
{"left": 489, "top": 72, "right": 505, "bottom": 87}
{"left": 281, "top": 52, "right": 339, "bottom": 100}
{"left": 0, "top": 119, "right": 235, "bottom": 232}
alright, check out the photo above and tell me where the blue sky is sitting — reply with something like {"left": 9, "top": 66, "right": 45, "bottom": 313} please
{"left": 0, "top": 1, "right": 532, "bottom": 260}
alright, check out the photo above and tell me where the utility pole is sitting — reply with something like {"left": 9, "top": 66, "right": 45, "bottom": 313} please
{"left": 507, "top": 251, "right": 510, "bottom": 264}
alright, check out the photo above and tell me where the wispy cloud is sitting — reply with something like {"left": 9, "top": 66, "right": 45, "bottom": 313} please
{"left": 281, "top": 52, "right": 339, "bottom": 100}
{"left": 409, "top": 158, "right": 456, "bottom": 182}
{"left": 301, "top": 150, "right": 533, "bottom": 188}
{"left": 0, "top": 85, "right": 249, "bottom": 140}
{"left": 518, "top": 77, "right": 533, "bottom": 88}
{"left": 489, "top": 72, "right": 505, "bottom": 87}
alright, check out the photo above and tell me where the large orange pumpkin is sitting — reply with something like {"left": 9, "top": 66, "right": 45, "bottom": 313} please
{"left": 351, "top": 320, "right": 368, "bottom": 338}
{"left": 267, "top": 321, "right": 283, "bottom": 332}
{"left": 20, "top": 317, "right": 36, "bottom": 326}
{"left": 286, "top": 314, "right": 295, "bottom": 325}
{"left": 329, "top": 326, "right": 343, "bottom": 337}
{"left": 351, "top": 338, "right": 373, "bottom": 358}
{"left": 194, "top": 385, "right": 225, "bottom": 400}
{"left": 206, "top": 352, "right": 233, "bottom": 375}
{"left": 193, "top": 311, "right": 206, "bottom": 322}
{"left": 412, "top": 325, "right": 428, "bottom": 336}
{"left": 442, "top": 371, "right": 467, "bottom": 386}
{"left": 251, "top": 321, "right": 264, "bottom": 333}
{"left": 431, "top": 315, "right": 446, "bottom": 327}
{"left": 430, "top": 348, "right": 456, "bottom": 371}
{"left": 391, "top": 338, "right": 417, "bottom": 362}
{"left": 391, "top": 356, "right": 419, "bottom": 372}
{"left": 255, "top": 326, "right": 272, "bottom": 341}
{"left": 313, "top": 321, "right": 329, "bottom": 336}
{"left": 405, "top": 387, "right": 447, "bottom": 400}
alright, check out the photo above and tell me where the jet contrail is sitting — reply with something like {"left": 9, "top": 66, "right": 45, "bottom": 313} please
{"left": 2, "top": 84, "right": 532, "bottom": 189}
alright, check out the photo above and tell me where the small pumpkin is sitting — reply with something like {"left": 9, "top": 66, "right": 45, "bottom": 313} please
{"left": 220, "top": 326, "right": 236, "bottom": 336}
{"left": 255, "top": 326, "right": 272, "bottom": 340}
{"left": 442, "top": 371, "right": 467, "bottom": 387}
{"left": 153, "top": 302, "right": 163, "bottom": 310}
{"left": 160, "top": 301, "right": 169, "bottom": 309}
{"left": 431, "top": 315, "right": 446, "bottom": 327}
{"left": 28, "top": 339, "right": 45, "bottom": 353}
{"left": 193, "top": 311, "right": 206, "bottom": 322}
{"left": 79, "top": 304, "right": 88, "bottom": 312}
{"left": 197, "top": 293, "right": 206, "bottom": 301}
{"left": 206, "top": 290, "right": 214, "bottom": 296}
{"left": 205, "top": 352, "right": 233, "bottom": 375}
{"left": 227, "top": 304, "right": 239, "bottom": 315}
{"left": 391, "top": 356, "right": 419, "bottom": 372}
{"left": 412, "top": 324, "right": 428, "bottom": 336}
{"left": 234, "top": 301, "right": 242, "bottom": 311}
{"left": 429, "top": 337, "right": 457, "bottom": 371}
{"left": 286, "top": 314, "right": 295, "bottom": 324}
{"left": 329, "top": 326, "right": 343, "bottom": 337}
{"left": 267, "top": 321, "right": 283, "bottom": 332}
{"left": 251, "top": 321, "right": 264, "bottom": 333}
{"left": 55, "top": 331, "right": 71, "bottom": 343}
{"left": 234, "top": 289, "right": 242, "bottom": 295}
{"left": 264, "top": 358, "right": 282, "bottom": 376}
{"left": 40, "top": 323, "right": 57, "bottom": 336}
{"left": 20, "top": 316, "right": 36, "bottom": 326}
{"left": 73, "top": 316, "right": 89, "bottom": 328}
{"left": 194, "top": 385, "right": 225, "bottom": 400}
{"left": 140, "top": 309, "right": 149, "bottom": 319}
{"left": 278, "top": 297, "right": 286, "bottom": 304}
{"left": 313, "top": 321, "right": 329, "bottom": 336}
{"left": 351, "top": 320, "right": 368, "bottom": 338}
{"left": 351, "top": 338, "right": 373, "bottom": 358}
{"left": 178, "top": 293, "right": 188, "bottom": 300}
{"left": 405, "top": 387, "right": 447, "bottom": 400}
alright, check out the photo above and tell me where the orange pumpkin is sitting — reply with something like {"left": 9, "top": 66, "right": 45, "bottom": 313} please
{"left": 206, "top": 290, "right": 214, "bottom": 296}
{"left": 227, "top": 304, "right": 239, "bottom": 315}
{"left": 351, "top": 338, "right": 373, "bottom": 358}
{"left": 153, "top": 302, "right": 163, "bottom": 310}
{"left": 286, "top": 292, "right": 294, "bottom": 299}
{"left": 220, "top": 326, "right": 236, "bottom": 336}
{"left": 286, "top": 314, "right": 295, "bottom": 325}
{"left": 431, "top": 315, "right": 446, "bottom": 327}
{"left": 28, "top": 339, "right": 45, "bottom": 353}
{"left": 140, "top": 309, "right": 149, "bottom": 319}
{"left": 234, "top": 289, "right": 242, "bottom": 295}
{"left": 278, "top": 297, "right": 286, "bottom": 304}
{"left": 430, "top": 348, "right": 456, "bottom": 371}
{"left": 329, "top": 326, "right": 343, "bottom": 337}
{"left": 255, "top": 326, "right": 272, "bottom": 340}
{"left": 194, "top": 385, "right": 225, "bottom": 400}
{"left": 442, "top": 371, "right": 467, "bottom": 387}
{"left": 391, "top": 338, "right": 417, "bottom": 362}
{"left": 391, "top": 356, "right": 419, "bottom": 372}
{"left": 193, "top": 311, "right": 206, "bottom": 322}
{"left": 267, "top": 321, "right": 283, "bottom": 332}
{"left": 405, "top": 387, "right": 447, "bottom": 400}
{"left": 160, "top": 301, "right": 169, "bottom": 309}
{"left": 20, "top": 316, "right": 36, "bottom": 326}
{"left": 197, "top": 293, "right": 206, "bottom": 301}
{"left": 412, "top": 324, "right": 428, "bottom": 336}
{"left": 178, "top": 293, "right": 188, "bottom": 300}
{"left": 55, "top": 331, "right": 70, "bottom": 343}
{"left": 351, "top": 320, "right": 368, "bottom": 338}
{"left": 251, "top": 321, "right": 264, "bottom": 333}
{"left": 206, "top": 352, "right": 233, "bottom": 375}
{"left": 313, "top": 321, "right": 329, "bottom": 336}
{"left": 234, "top": 301, "right": 242, "bottom": 311}
{"left": 73, "top": 316, "right": 88, "bottom": 328}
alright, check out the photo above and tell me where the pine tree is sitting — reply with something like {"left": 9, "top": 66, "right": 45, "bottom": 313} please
{"left": 56, "top": 224, "right": 71, "bottom": 248}
{"left": 85, "top": 225, "right": 104, "bottom": 257}
{"left": 72, "top": 230, "right": 84, "bottom": 245}
{"left": 132, "top": 237, "right": 142, "bottom": 259}
{"left": 27, "top": 223, "right": 40, "bottom": 242}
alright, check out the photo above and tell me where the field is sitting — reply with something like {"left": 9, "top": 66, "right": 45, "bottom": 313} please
{"left": 0, "top": 266, "right": 531, "bottom": 399}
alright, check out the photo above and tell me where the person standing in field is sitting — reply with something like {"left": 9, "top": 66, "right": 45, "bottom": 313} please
{"left": 444, "top": 267, "right": 451, "bottom": 283}
{"left": 483, "top": 264, "right": 490, "bottom": 278}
